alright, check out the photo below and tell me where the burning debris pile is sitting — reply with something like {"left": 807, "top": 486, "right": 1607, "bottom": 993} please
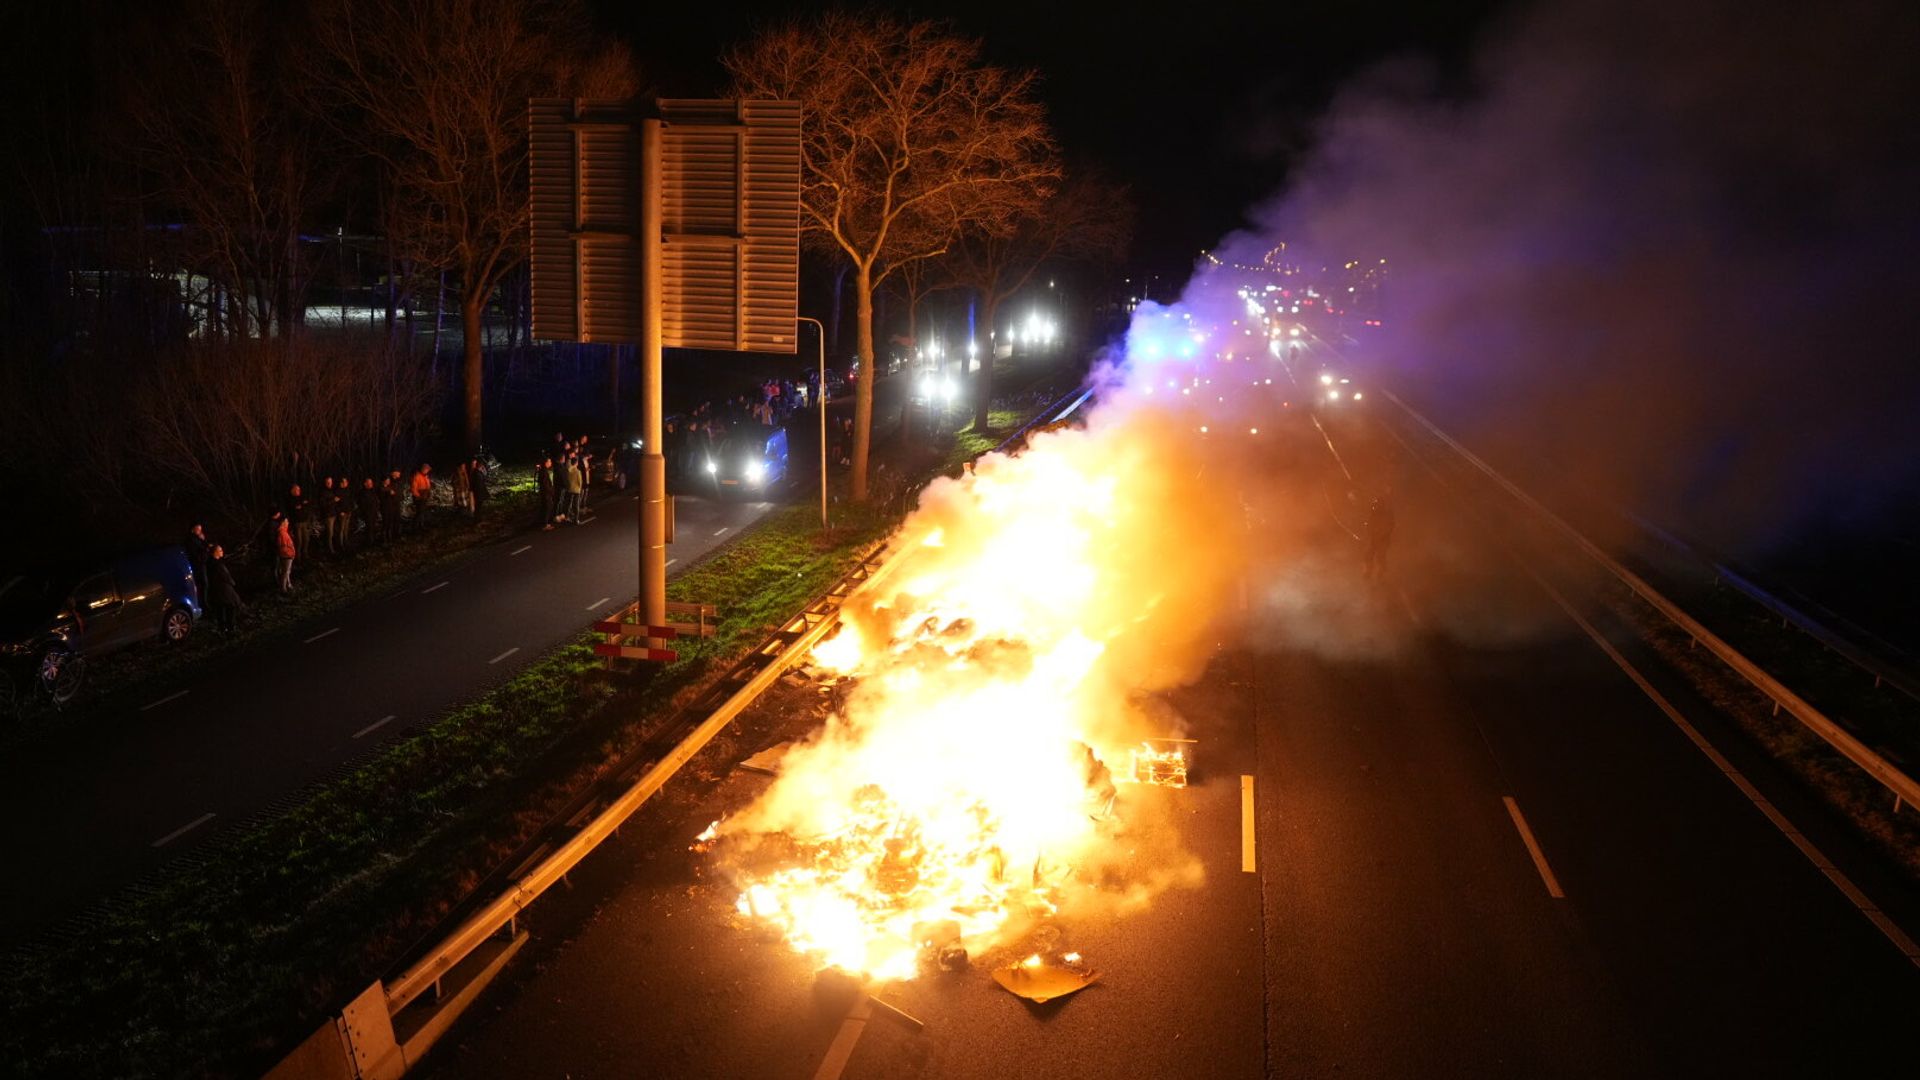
{"left": 704, "top": 399, "right": 1249, "bottom": 990}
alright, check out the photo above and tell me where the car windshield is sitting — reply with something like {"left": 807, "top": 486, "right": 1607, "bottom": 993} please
{"left": 716, "top": 428, "right": 773, "bottom": 462}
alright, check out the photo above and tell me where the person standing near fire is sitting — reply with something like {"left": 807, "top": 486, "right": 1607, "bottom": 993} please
{"left": 1363, "top": 488, "right": 1396, "bottom": 581}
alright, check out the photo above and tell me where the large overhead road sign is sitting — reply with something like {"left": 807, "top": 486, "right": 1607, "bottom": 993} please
{"left": 528, "top": 97, "right": 802, "bottom": 354}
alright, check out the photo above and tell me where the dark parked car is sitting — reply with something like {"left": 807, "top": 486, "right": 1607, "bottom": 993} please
{"left": 0, "top": 546, "right": 201, "bottom": 708}
{"left": 702, "top": 422, "right": 790, "bottom": 497}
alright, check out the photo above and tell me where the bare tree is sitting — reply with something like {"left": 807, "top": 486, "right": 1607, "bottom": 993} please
{"left": 948, "top": 169, "right": 1132, "bottom": 429}
{"left": 118, "top": 0, "right": 328, "bottom": 341}
{"left": 306, "top": 0, "right": 636, "bottom": 451}
{"left": 727, "top": 14, "right": 1059, "bottom": 501}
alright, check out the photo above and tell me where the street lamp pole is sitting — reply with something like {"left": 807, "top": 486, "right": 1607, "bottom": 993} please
{"left": 798, "top": 316, "right": 827, "bottom": 528}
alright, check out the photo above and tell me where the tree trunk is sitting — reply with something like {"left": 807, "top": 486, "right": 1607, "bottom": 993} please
{"left": 462, "top": 290, "right": 484, "bottom": 453}
{"left": 430, "top": 270, "right": 447, "bottom": 381}
{"left": 975, "top": 294, "right": 1000, "bottom": 431}
{"left": 828, "top": 262, "right": 847, "bottom": 361}
{"left": 851, "top": 264, "right": 875, "bottom": 503}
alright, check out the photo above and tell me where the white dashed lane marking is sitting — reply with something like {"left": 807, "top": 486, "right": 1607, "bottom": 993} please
{"left": 1503, "top": 796, "right": 1566, "bottom": 899}
{"left": 487, "top": 647, "right": 520, "bottom": 665}
{"left": 422, "top": 581, "right": 449, "bottom": 595}
{"left": 353, "top": 715, "right": 397, "bottom": 740}
{"left": 151, "top": 812, "right": 215, "bottom": 848}
{"left": 587, "top": 597, "right": 611, "bottom": 611}
{"left": 511, "top": 545, "right": 532, "bottom": 556}
{"left": 140, "top": 690, "right": 189, "bottom": 712}
{"left": 303, "top": 627, "right": 341, "bottom": 645}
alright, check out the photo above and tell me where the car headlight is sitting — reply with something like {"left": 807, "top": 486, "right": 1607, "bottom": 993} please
{"left": 704, "top": 459, "right": 717, "bottom": 474}
{"left": 919, "top": 377, "right": 935, "bottom": 398}
{"left": 746, "top": 461, "right": 765, "bottom": 482}
{"left": 941, "top": 378, "right": 956, "bottom": 401}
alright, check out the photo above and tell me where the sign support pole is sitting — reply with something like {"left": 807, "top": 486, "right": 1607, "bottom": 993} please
{"left": 639, "top": 117, "right": 668, "bottom": 645}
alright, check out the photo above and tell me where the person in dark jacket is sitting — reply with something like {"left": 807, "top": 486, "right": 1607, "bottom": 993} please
{"left": 381, "top": 473, "right": 404, "bottom": 543}
{"left": 287, "top": 484, "right": 314, "bottom": 560}
{"left": 183, "top": 523, "right": 211, "bottom": 606}
{"left": 1363, "top": 489, "right": 1396, "bottom": 582}
{"left": 356, "top": 477, "right": 381, "bottom": 548}
{"left": 207, "top": 544, "right": 246, "bottom": 632}
{"left": 536, "top": 456, "right": 556, "bottom": 530}
{"left": 334, "top": 475, "right": 354, "bottom": 552}
{"left": 469, "top": 457, "right": 489, "bottom": 512}
{"left": 320, "top": 476, "right": 341, "bottom": 554}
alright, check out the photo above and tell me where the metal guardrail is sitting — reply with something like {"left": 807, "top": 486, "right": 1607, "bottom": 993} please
{"left": 386, "top": 382, "right": 1094, "bottom": 1012}
{"left": 262, "top": 380, "right": 1098, "bottom": 1080}
{"left": 383, "top": 538, "right": 911, "bottom": 1016}
{"left": 1627, "top": 513, "right": 1920, "bottom": 706}
{"left": 1383, "top": 390, "right": 1920, "bottom": 814}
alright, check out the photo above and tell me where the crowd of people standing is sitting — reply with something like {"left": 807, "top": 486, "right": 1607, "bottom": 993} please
{"left": 170, "top": 372, "right": 831, "bottom": 638}
{"left": 177, "top": 452, "right": 512, "bottom": 635}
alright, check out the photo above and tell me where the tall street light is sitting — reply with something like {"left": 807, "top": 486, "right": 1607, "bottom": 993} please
{"left": 798, "top": 316, "right": 828, "bottom": 528}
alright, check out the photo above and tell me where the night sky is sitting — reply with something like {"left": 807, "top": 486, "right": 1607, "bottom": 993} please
{"left": 596, "top": 0, "right": 1511, "bottom": 279}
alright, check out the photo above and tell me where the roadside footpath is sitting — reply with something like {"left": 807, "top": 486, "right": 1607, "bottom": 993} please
{"left": 1, "top": 367, "right": 1071, "bottom": 1080}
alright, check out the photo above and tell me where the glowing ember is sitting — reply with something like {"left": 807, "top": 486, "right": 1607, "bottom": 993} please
{"left": 1124, "top": 740, "right": 1192, "bottom": 788}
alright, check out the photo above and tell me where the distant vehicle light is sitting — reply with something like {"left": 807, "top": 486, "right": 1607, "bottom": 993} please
{"left": 1327, "top": 390, "right": 1341, "bottom": 401}
{"left": 704, "top": 459, "right": 717, "bottom": 474}
{"left": 1319, "top": 374, "right": 1333, "bottom": 385}
{"left": 1353, "top": 392, "right": 1364, "bottom": 400}
{"left": 1250, "top": 427, "right": 1259, "bottom": 435}
{"left": 1199, "top": 425, "right": 1209, "bottom": 433}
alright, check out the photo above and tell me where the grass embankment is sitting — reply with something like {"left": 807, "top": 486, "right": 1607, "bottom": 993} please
{"left": 2, "top": 403, "right": 1053, "bottom": 1079}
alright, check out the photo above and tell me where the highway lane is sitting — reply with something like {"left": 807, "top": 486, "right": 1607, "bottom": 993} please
{"left": 413, "top": 377, "right": 1920, "bottom": 1077}
{"left": 0, "top": 490, "right": 775, "bottom": 938}
{"left": 0, "top": 364, "right": 940, "bottom": 941}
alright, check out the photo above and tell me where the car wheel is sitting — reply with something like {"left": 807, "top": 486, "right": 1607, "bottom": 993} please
{"left": 38, "top": 649, "right": 85, "bottom": 707}
{"left": 163, "top": 605, "right": 194, "bottom": 644}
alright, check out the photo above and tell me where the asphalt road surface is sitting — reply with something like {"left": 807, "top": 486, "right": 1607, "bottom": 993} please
{"left": 0, "top": 490, "right": 775, "bottom": 939}
{"left": 414, "top": 345, "right": 1920, "bottom": 1078}
{"left": 0, "top": 363, "right": 945, "bottom": 943}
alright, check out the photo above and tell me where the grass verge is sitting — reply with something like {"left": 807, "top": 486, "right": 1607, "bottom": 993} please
{"left": 1, "top": 389, "right": 1065, "bottom": 1079}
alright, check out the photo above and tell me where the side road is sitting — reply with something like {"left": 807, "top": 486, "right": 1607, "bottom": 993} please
{"left": 0, "top": 492, "right": 773, "bottom": 938}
